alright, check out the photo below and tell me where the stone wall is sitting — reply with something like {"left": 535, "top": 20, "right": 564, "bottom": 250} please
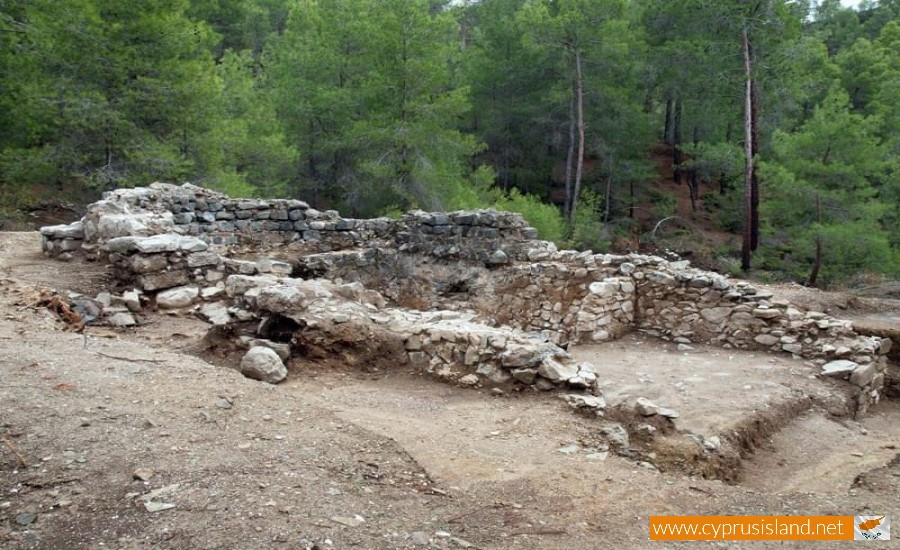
{"left": 39, "top": 183, "right": 891, "bottom": 414}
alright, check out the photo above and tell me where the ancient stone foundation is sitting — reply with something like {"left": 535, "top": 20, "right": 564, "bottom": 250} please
{"left": 41, "top": 183, "right": 891, "bottom": 419}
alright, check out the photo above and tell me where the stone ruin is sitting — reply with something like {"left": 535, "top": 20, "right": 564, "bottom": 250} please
{"left": 39, "top": 183, "right": 891, "bottom": 457}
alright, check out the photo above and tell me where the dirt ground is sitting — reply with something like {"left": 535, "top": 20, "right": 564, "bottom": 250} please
{"left": 1, "top": 231, "right": 899, "bottom": 549}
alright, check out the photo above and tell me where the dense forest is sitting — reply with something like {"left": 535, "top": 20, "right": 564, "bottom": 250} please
{"left": 1, "top": 0, "right": 898, "bottom": 286}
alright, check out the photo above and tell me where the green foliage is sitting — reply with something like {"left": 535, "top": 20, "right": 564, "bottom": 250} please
{"left": 492, "top": 188, "right": 566, "bottom": 243}
{"left": 568, "top": 190, "right": 611, "bottom": 252}
{"left": 0, "top": 0, "right": 895, "bottom": 288}
{"left": 759, "top": 87, "right": 897, "bottom": 285}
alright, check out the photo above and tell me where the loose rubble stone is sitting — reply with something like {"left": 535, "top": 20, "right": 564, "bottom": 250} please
{"left": 15, "top": 513, "right": 36, "bottom": 526}
{"left": 122, "top": 290, "right": 141, "bottom": 312}
{"left": 240, "top": 347, "right": 287, "bottom": 384}
{"left": 821, "top": 360, "right": 858, "bottom": 377}
{"left": 107, "top": 312, "right": 137, "bottom": 327}
{"left": 536, "top": 357, "right": 578, "bottom": 382}
{"left": 199, "top": 302, "right": 231, "bottom": 326}
{"left": 156, "top": 286, "right": 199, "bottom": 309}
{"left": 133, "top": 468, "right": 155, "bottom": 481}
{"left": 600, "top": 423, "right": 629, "bottom": 448}
{"left": 562, "top": 394, "right": 606, "bottom": 410}
{"left": 635, "top": 397, "right": 660, "bottom": 416}
{"left": 849, "top": 363, "right": 877, "bottom": 387}
{"left": 754, "top": 334, "right": 780, "bottom": 346}
{"left": 249, "top": 339, "right": 291, "bottom": 361}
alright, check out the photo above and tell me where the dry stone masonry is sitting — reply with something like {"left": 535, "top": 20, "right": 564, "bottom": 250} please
{"left": 41, "top": 183, "right": 890, "bottom": 420}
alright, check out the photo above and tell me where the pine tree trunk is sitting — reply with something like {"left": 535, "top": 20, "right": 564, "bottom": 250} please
{"left": 564, "top": 92, "right": 576, "bottom": 221}
{"left": 741, "top": 24, "right": 754, "bottom": 272}
{"left": 750, "top": 79, "right": 760, "bottom": 251}
{"left": 689, "top": 125, "right": 700, "bottom": 211}
{"left": 720, "top": 121, "right": 733, "bottom": 195}
{"left": 570, "top": 48, "right": 586, "bottom": 225}
{"left": 663, "top": 96, "right": 674, "bottom": 145}
{"left": 673, "top": 98, "right": 683, "bottom": 184}
{"left": 807, "top": 193, "right": 823, "bottom": 287}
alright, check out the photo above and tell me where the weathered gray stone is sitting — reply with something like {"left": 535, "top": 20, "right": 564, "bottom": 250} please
{"left": 256, "top": 285, "right": 313, "bottom": 313}
{"left": 600, "top": 423, "right": 629, "bottom": 447}
{"left": 782, "top": 343, "right": 804, "bottom": 354}
{"left": 121, "top": 290, "right": 141, "bottom": 312}
{"left": 588, "top": 281, "right": 618, "bottom": 297}
{"left": 821, "top": 360, "right": 858, "bottom": 377}
{"left": 536, "top": 357, "right": 578, "bottom": 382}
{"left": 487, "top": 249, "right": 509, "bottom": 265}
{"left": 657, "top": 407, "right": 680, "bottom": 419}
{"left": 134, "top": 234, "right": 208, "bottom": 254}
{"left": 186, "top": 252, "right": 220, "bottom": 268}
{"left": 105, "top": 236, "right": 141, "bottom": 254}
{"left": 240, "top": 347, "right": 287, "bottom": 384}
{"left": 199, "top": 302, "right": 231, "bottom": 326}
{"left": 137, "top": 271, "right": 189, "bottom": 291}
{"left": 201, "top": 286, "right": 224, "bottom": 300}
{"left": 849, "top": 363, "right": 877, "bottom": 387}
{"left": 129, "top": 254, "right": 169, "bottom": 274}
{"left": 752, "top": 308, "right": 782, "bottom": 320}
{"left": 40, "top": 221, "right": 84, "bottom": 239}
{"left": 635, "top": 397, "right": 660, "bottom": 416}
{"left": 256, "top": 258, "right": 292, "bottom": 275}
{"left": 700, "top": 307, "right": 731, "bottom": 324}
{"left": 459, "top": 374, "right": 479, "bottom": 387}
{"left": 500, "top": 347, "right": 540, "bottom": 368}
{"left": 107, "top": 312, "right": 137, "bottom": 327}
{"left": 563, "top": 394, "right": 606, "bottom": 410}
{"left": 156, "top": 286, "right": 199, "bottom": 309}
{"left": 249, "top": 338, "right": 291, "bottom": 361}
{"left": 754, "top": 334, "right": 780, "bottom": 346}
{"left": 510, "top": 368, "right": 538, "bottom": 385}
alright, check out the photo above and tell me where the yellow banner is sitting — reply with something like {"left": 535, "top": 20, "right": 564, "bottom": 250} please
{"left": 650, "top": 516, "right": 856, "bottom": 541}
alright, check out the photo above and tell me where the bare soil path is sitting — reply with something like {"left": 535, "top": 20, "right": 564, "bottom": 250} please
{"left": 1, "top": 232, "right": 899, "bottom": 549}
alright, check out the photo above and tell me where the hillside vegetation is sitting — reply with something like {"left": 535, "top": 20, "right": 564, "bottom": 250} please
{"left": 1, "top": 0, "right": 898, "bottom": 286}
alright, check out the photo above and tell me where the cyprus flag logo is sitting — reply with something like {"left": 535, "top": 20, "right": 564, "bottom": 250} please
{"left": 854, "top": 516, "right": 890, "bottom": 540}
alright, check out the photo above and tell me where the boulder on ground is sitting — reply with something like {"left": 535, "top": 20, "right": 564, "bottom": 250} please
{"left": 156, "top": 286, "right": 199, "bottom": 309}
{"left": 240, "top": 347, "right": 287, "bottom": 384}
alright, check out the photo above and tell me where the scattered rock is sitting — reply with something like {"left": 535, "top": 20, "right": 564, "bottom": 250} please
{"left": 240, "top": 347, "right": 287, "bottom": 384}
{"left": 754, "top": 334, "right": 780, "bottom": 346}
{"left": 15, "top": 512, "right": 36, "bottom": 526}
{"left": 249, "top": 339, "right": 291, "bottom": 361}
{"left": 487, "top": 249, "right": 509, "bottom": 265}
{"left": 635, "top": 397, "right": 660, "bottom": 416}
{"left": 133, "top": 468, "right": 155, "bottom": 482}
{"left": 216, "top": 397, "right": 234, "bottom": 410}
{"left": 121, "top": 291, "right": 142, "bottom": 312}
{"left": 562, "top": 393, "right": 606, "bottom": 410}
{"left": 537, "top": 357, "right": 578, "bottom": 382}
{"left": 156, "top": 286, "right": 199, "bottom": 309}
{"left": 850, "top": 363, "right": 877, "bottom": 387}
{"left": 107, "top": 312, "right": 137, "bottom": 327}
{"left": 558, "top": 444, "right": 580, "bottom": 455}
{"left": 199, "top": 302, "right": 231, "bottom": 326}
{"left": 821, "top": 360, "right": 858, "bottom": 378}
{"left": 95, "top": 292, "right": 112, "bottom": 307}
{"left": 410, "top": 531, "right": 430, "bottom": 546}
{"left": 658, "top": 407, "right": 680, "bottom": 419}
{"left": 330, "top": 515, "right": 365, "bottom": 527}
{"left": 143, "top": 501, "right": 175, "bottom": 513}
{"left": 458, "top": 374, "right": 479, "bottom": 387}
{"left": 600, "top": 423, "right": 629, "bottom": 448}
